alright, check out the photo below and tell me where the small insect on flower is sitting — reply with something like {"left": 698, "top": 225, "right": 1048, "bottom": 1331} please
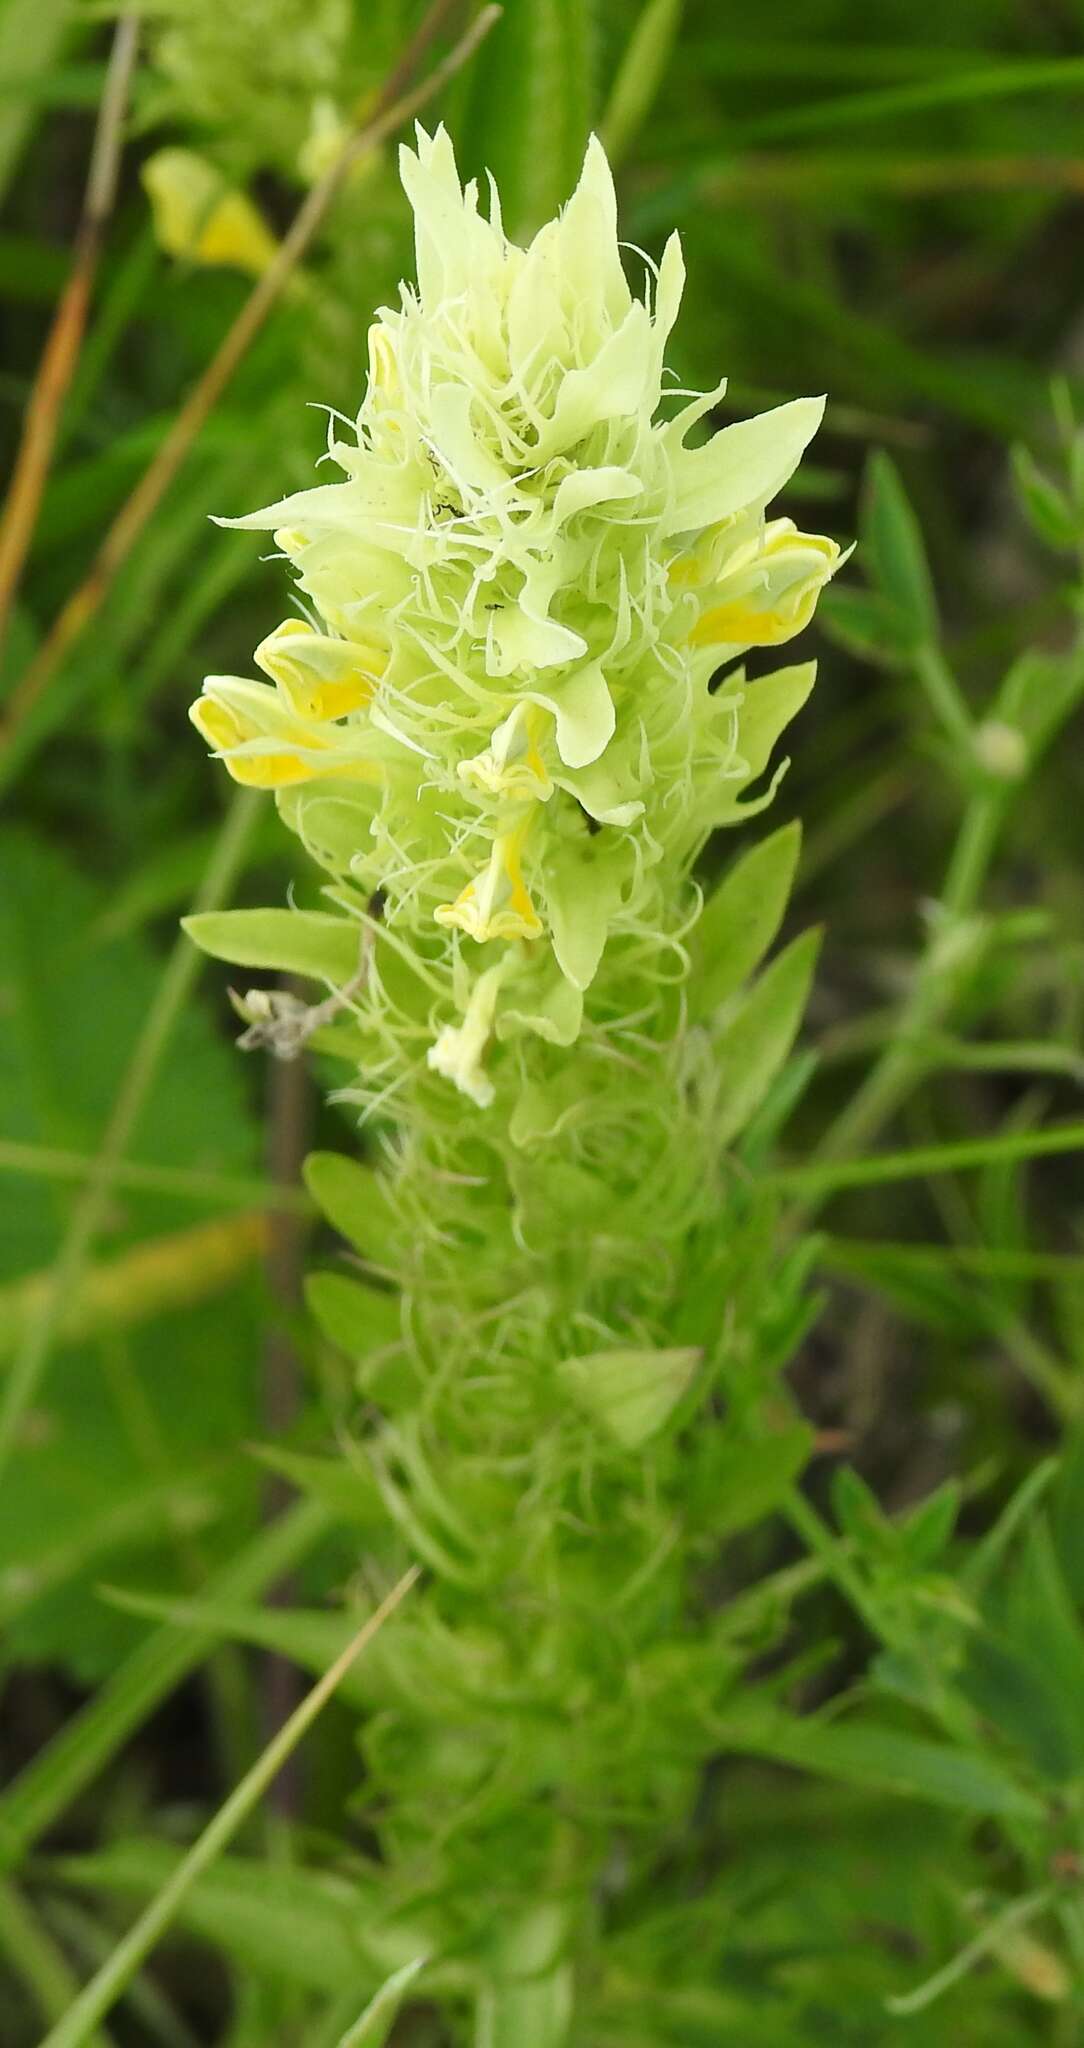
{"left": 191, "top": 126, "right": 841, "bottom": 1109}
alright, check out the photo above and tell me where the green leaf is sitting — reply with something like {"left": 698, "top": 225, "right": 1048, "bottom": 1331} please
{"left": 336, "top": 1956, "right": 428, "bottom": 2048}
{"left": 1052, "top": 1434, "right": 1084, "bottom": 1606}
{"left": 830, "top": 1465, "right": 889, "bottom": 1550}
{"left": 1002, "top": 1520, "right": 1084, "bottom": 1760}
{"left": 557, "top": 1346, "right": 701, "bottom": 1450}
{"left": 101, "top": 1588, "right": 365, "bottom": 1699}
{"left": 303, "top": 1154, "right": 401, "bottom": 1269}
{"left": 600, "top": 0, "right": 683, "bottom": 165}
{"left": 709, "top": 1427, "right": 813, "bottom": 1540}
{"left": 49, "top": 1844, "right": 425, "bottom": 1995}
{"left": 862, "top": 452, "right": 937, "bottom": 646}
{"left": 901, "top": 1482, "right": 961, "bottom": 1568}
{"left": 691, "top": 822, "right": 801, "bottom": 1022}
{"left": 713, "top": 929, "right": 821, "bottom": 1146}
{"left": 0, "top": 0, "right": 75, "bottom": 202}
{"left": 0, "top": 832, "right": 262, "bottom": 1681}
{"left": 960, "top": 1628, "right": 1078, "bottom": 1784}
{"left": 252, "top": 1444, "right": 385, "bottom": 1529}
{"left": 819, "top": 585, "right": 906, "bottom": 666}
{"left": 182, "top": 909, "right": 360, "bottom": 985}
{"left": 725, "top": 1710, "right": 1043, "bottom": 1821}
{"left": 459, "top": 0, "right": 597, "bottom": 238}
{"left": 719, "top": 663, "right": 817, "bottom": 812}
{"left": 1012, "top": 446, "right": 1078, "bottom": 551}
{"left": 304, "top": 1271, "right": 402, "bottom": 1357}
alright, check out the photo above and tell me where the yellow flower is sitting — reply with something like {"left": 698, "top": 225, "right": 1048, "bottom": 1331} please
{"left": 191, "top": 620, "right": 387, "bottom": 789}
{"left": 688, "top": 520, "right": 842, "bottom": 651}
{"left": 426, "top": 963, "right": 507, "bottom": 1108}
{"left": 435, "top": 822, "right": 543, "bottom": 943}
{"left": 457, "top": 705, "right": 554, "bottom": 804}
{"left": 141, "top": 149, "right": 278, "bottom": 277}
{"left": 254, "top": 619, "right": 384, "bottom": 721}
{"left": 190, "top": 677, "right": 381, "bottom": 790}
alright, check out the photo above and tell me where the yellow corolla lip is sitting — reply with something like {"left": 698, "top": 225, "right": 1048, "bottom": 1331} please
{"left": 434, "top": 822, "right": 543, "bottom": 943}
{"left": 190, "top": 687, "right": 382, "bottom": 791}
{"left": 458, "top": 704, "right": 554, "bottom": 803}
{"left": 254, "top": 618, "right": 386, "bottom": 722}
{"left": 690, "top": 527, "right": 841, "bottom": 650}
{"left": 367, "top": 323, "right": 399, "bottom": 398}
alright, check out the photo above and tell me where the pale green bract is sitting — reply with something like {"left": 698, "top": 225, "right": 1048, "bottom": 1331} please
{"left": 190, "top": 124, "right": 838, "bottom": 1115}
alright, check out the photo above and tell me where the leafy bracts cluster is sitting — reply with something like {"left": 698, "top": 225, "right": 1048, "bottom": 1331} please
{"left": 188, "top": 129, "right": 837, "bottom": 2039}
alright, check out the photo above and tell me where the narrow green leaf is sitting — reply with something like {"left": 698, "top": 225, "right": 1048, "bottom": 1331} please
{"left": 49, "top": 1845, "right": 415, "bottom": 1996}
{"left": 725, "top": 1711, "right": 1043, "bottom": 1821}
{"left": 1012, "top": 446, "right": 1078, "bottom": 551}
{"left": 251, "top": 1444, "right": 385, "bottom": 1529}
{"left": 460, "top": 0, "right": 597, "bottom": 237}
{"left": 770, "top": 1120, "right": 1084, "bottom": 1196}
{"left": 691, "top": 822, "right": 801, "bottom": 1021}
{"left": 600, "top": 0, "right": 683, "bottom": 164}
{"left": 101, "top": 1589, "right": 362, "bottom": 1698}
{"left": 862, "top": 451, "right": 937, "bottom": 645}
{"left": 713, "top": 928, "right": 821, "bottom": 1145}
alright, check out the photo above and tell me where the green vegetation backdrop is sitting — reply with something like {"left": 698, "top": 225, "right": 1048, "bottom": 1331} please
{"left": 3, "top": 1, "right": 1084, "bottom": 2042}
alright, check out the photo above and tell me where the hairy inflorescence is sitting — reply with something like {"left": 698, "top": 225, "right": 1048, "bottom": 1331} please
{"left": 187, "top": 125, "right": 838, "bottom": 2031}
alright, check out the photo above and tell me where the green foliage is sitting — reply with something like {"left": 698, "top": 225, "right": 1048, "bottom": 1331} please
{"left": 5, "top": 1, "right": 1084, "bottom": 2043}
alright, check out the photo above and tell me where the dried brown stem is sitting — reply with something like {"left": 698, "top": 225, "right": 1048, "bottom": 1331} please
{"left": 701, "top": 152, "right": 1084, "bottom": 201}
{"left": 260, "top": 979, "right": 314, "bottom": 1810}
{"left": 0, "top": 1, "right": 502, "bottom": 760}
{"left": 0, "top": 15, "right": 139, "bottom": 659}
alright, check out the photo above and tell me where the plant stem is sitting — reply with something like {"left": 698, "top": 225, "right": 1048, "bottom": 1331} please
{"left": 0, "top": 1498, "right": 329, "bottom": 1873}
{"left": 914, "top": 639, "right": 974, "bottom": 750}
{"left": 36, "top": 1570, "right": 419, "bottom": 2048}
{"left": 0, "top": 3, "right": 502, "bottom": 769}
{"left": 812, "top": 781, "right": 1006, "bottom": 1172}
{"left": 0, "top": 15, "right": 139, "bottom": 656}
{"left": 0, "top": 1140, "right": 313, "bottom": 1216}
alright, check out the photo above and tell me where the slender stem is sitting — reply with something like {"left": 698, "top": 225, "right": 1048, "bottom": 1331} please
{"left": 913, "top": 639, "right": 975, "bottom": 751}
{"left": 886, "top": 1889, "right": 1053, "bottom": 2017}
{"left": 783, "top": 1488, "right": 986, "bottom": 1751}
{"left": 0, "top": 3, "right": 502, "bottom": 767}
{"left": 941, "top": 789, "right": 1004, "bottom": 916}
{"left": 0, "top": 791, "right": 259, "bottom": 1482}
{"left": 0, "top": 1499, "right": 329, "bottom": 1873}
{"left": 260, "top": 985, "right": 313, "bottom": 1810}
{"left": 36, "top": 1569, "right": 419, "bottom": 2048}
{"left": 0, "top": 16, "right": 139, "bottom": 655}
{"left": 770, "top": 1115, "right": 1084, "bottom": 1194}
{"left": 703, "top": 153, "right": 1084, "bottom": 202}
{"left": 0, "top": 1140, "right": 313, "bottom": 1216}
{"left": 812, "top": 781, "right": 1007, "bottom": 1172}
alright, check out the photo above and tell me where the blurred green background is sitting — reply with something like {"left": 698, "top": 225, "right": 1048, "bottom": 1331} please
{"left": 3, "top": 1, "right": 1084, "bottom": 2041}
